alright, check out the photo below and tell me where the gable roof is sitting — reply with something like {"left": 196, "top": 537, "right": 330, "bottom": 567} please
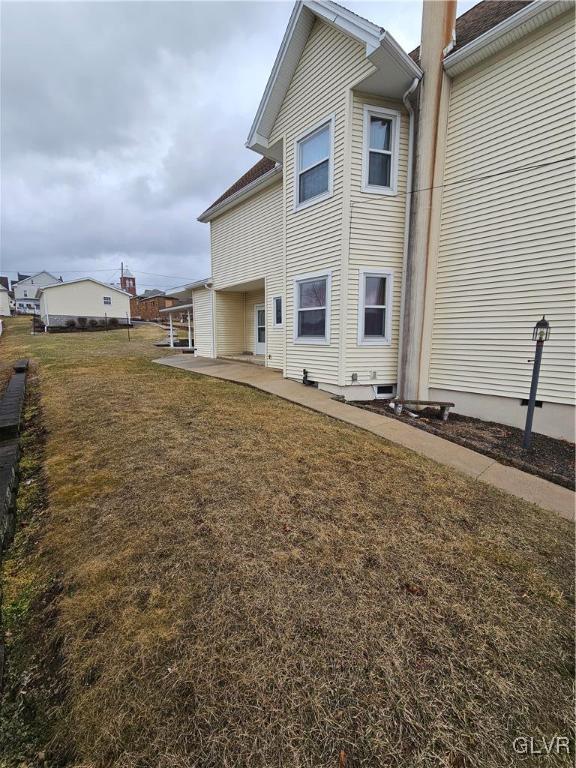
{"left": 246, "top": 0, "right": 421, "bottom": 158}
{"left": 38, "top": 277, "right": 131, "bottom": 297}
{"left": 14, "top": 270, "right": 59, "bottom": 285}
{"left": 410, "top": 0, "right": 534, "bottom": 63}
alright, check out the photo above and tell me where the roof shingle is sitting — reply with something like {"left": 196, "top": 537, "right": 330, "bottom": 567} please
{"left": 410, "top": 0, "right": 534, "bottom": 62}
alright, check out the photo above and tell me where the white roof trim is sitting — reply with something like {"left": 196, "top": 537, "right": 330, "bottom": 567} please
{"left": 445, "top": 0, "right": 573, "bottom": 76}
{"left": 38, "top": 277, "right": 131, "bottom": 297}
{"left": 246, "top": 0, "right": 421, "bottom": 157}
{"left": 197, "top": 165, "right": 282, "bottom": 223}
{"left": 165, "top": 279, "right": 213, "bottom": 297}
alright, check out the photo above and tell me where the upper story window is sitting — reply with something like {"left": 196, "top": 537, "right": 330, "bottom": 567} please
{"left": 103, "top": 296, "right": 112, "bottom": 305}
{"left": 362, "top": 106, "right": 400, "bottom": 195}
{"left": 294, "top": 272, "right": 331, "bottom": 344}
{"left": 295, "top": 116, "right": 334, "bottom": 210}
{"left": 273, "top": 296, "right": 283, "bottom": 327}
{"left": 358, "top": 268, "right": 393, "bottom": 345}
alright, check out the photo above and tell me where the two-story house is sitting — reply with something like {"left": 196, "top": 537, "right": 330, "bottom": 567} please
{"left": 194, "top": 0, "right": 575, "bottom": 441}
{"left": 12, "top": 271, "right": 61, "bottom": 314}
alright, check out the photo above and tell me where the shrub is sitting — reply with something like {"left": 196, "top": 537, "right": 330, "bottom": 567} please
{"left": 65, "top": 319, "right": 76, "bottom": 330}
{"left": 88, "top": 319, "right": 98, "bottom": 329}
{"left": 108, "top": 317, "right": 119, "bottom": 328}
{"left": 77, "top": 317, "right": 88, "bottom": 329}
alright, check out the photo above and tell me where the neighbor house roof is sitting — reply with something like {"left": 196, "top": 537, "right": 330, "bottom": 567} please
{"left": 0, "top": 276, "right": 9, "bottom": 291}
{"left": 38, "top": 277, "right": 131, "bottom": 297}
{"left": 14, "top": 270, "right": 60, "bottom": 285}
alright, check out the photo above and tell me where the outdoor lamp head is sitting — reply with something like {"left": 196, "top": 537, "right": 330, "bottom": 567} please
{"left": 533, "top": 315, "right": 550, "bottom": 342}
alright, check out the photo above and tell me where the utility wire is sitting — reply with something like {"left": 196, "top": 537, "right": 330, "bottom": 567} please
{"left": 6, "top": 156, "right": 573, "bottom": 277}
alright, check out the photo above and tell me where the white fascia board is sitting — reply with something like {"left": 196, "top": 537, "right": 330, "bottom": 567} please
{"left": 38, "top": 277, "right": 131, "bottom": 297}
{"left": 246, "top": 0, "right": 421, "bottom": 154}
{"left": 164, "top": 279, "right": 213, "bottom": 298}
{"left": 197, "top": 165, "right": 282, "bottom": 223}
{"left": 445, "top": 0, "right": 573, "bottom": 76}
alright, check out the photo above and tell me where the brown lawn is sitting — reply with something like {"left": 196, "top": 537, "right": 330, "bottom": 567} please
{"left": 0, "top": 317, "right": 573, "bottom": 768}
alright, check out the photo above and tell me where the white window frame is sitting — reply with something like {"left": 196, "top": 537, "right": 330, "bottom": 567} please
{"left": 361, "top": 105, "right": 400, "bottom": 196}
{"left": 272, "top": 295, "right": 283, "bottom": 328}
{"left": 103, "top": 296, "right": 112, "bottom": 305}
{"left": 293, "top": 270, "right": 332, "bottom": 345}
{"left": 357, "top": 268, "right": 393, "bottom": 346}
{"left": 293, "top": 115, "right": 335, "bottom": 212}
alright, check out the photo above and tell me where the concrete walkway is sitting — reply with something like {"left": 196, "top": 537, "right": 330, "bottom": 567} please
{"left": 154, "top": 355, "right": 575, "bottom": 522}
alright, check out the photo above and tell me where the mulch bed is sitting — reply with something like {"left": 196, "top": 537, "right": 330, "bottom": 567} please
{"left": 349, "top": 401, "right": 575, "bottom": 490}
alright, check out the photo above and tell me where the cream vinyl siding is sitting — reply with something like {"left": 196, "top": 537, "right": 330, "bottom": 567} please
{"left": 0, "top": 290, "right": 10, "bottom": 316}
{"left": 192, "top": 288, "right": 214, "bottom": 358}
{"left": 39, "top": 280, "right": 130, "bottom": 320}
{"left": 430, "top": 12, "right": 575, "bottom": 406}
{"left": 210, "top": 180, "right": 283, "bottom": 369}
{"left": 214, "top": 292, "right": 244, "bottom": 356}
{"left": 346, "top": 93, "right": 408, "bottom": 385}
{"left": 270, "top": 19, "right": 374, "bottom": 384}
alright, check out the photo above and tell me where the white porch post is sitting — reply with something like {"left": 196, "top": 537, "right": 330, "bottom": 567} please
{"left": 169, "top": 313, "right": 174, "bottom": 348}
{"left": 187, "top": 310, "right": 192, "bottom": 349}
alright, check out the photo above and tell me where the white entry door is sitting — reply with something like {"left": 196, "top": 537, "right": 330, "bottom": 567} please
{"left": 255, "top": 304, "right": 265, "bottom": 355}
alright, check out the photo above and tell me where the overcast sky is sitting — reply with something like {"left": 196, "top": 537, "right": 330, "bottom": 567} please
{"left": 0, "top": 0, "right": 475, "bottom": 292}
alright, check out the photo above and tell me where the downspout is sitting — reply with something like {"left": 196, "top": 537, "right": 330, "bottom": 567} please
{"left": 397, "top": 76, "right": 420, "bottom": 391}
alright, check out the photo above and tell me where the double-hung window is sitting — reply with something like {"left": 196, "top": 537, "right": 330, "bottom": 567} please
{"left": 273, "top": 296, "right": 283, "bottom": 327}
{"left": 294, "top": 273, "right": 331, "bottom": 344}
{"left": 358, "top": 269, "right": 392, "bottom": 345}
{"left": 362, "top": 106, "right": 399, "bottom": 195}
{"left": 103, "top": 296, "right": 112, "bottom": 305}
{"left": 295, "top": 117, "right": 334, "bottom": 209}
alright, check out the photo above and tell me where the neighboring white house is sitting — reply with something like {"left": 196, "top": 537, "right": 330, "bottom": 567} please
{"left": 12, "top": 271, "right": 61, "bottom": 314}
{"left": 193, "top": 0, "right": 575, "bottom": 441}
{"left": 38, "top": 278, "right": 131, "bottom": 328}
{"left": 0, "top": 287, "right": 10, "bottom": 317}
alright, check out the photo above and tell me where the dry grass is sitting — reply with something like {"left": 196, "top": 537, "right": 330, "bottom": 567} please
{"left": 0, "top": 317, "right": 573, "bottom": 768}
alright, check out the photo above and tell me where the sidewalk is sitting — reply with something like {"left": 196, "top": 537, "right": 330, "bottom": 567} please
{"left": 154, "top": 355, "right": 575, "bottom": 522}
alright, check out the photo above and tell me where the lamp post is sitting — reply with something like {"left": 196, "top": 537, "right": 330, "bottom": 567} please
{"left": 523, "top": 316, "right": 550, "bottom": 450}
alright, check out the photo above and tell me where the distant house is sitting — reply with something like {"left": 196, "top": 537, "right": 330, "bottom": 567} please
{"left": 38, "top": 278, "right": 131, "bottom": 329}
{"left": 12, "top": 271, "right": 61, "bottom": 314}
{"left": 130, "top": 290, "right": 178, "bottom": 321}
{"left": 0, "top": 286, "right": 10, "bottom": 317}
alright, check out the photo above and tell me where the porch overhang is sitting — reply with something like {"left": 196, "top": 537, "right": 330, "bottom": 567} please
{"left": 217, "top": 278, "right": 265, "bottom": 293}
{"left": 159, "top": 303, "right": 194, "bottom": 314}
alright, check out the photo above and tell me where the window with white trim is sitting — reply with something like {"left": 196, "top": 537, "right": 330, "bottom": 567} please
{"left": 362, "top": 106, "right": 400, "bottom": 195}
{"left": 294, "top": 273, "right": 330, "bottom": 343}
{"left": 273, "top": 296, "right": 283, "bottom": 327}
{"left": 295, "top": 118, "right": 333, "bottom": 208}
{"left": 358, "top": 269, "right": 392, "bottom": 345}
{"left": 103, "top": 296, "right": 112, "bottom": 305}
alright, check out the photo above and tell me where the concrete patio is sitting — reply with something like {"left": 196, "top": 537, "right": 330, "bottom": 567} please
{"left": 154, "top": 355, "right": 575, "bottom": 521}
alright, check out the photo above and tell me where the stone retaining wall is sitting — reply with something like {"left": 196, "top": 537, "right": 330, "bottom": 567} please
{"left": 0, "top": 360, "right": 28, "bottom": 553}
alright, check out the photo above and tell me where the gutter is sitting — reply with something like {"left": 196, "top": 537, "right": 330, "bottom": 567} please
{"left": 444, "top": 0, "right": 572, "bottom": 76}
{"left": 396, "top": 76, "right": 420, "bottom": 390}
{"left": 198, "top": 166, "right": 282, "bottom": 223}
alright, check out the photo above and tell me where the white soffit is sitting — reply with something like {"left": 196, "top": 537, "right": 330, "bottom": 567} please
{"left": 246, "top": 0, "right": 421, "bottom": 159}
{"left": 444, "top": 0, "right": 574, "bottom": 76}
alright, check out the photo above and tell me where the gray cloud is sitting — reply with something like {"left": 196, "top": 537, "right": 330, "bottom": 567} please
{"left": 0, "top": 1, "right": 474, "bottom": 290}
